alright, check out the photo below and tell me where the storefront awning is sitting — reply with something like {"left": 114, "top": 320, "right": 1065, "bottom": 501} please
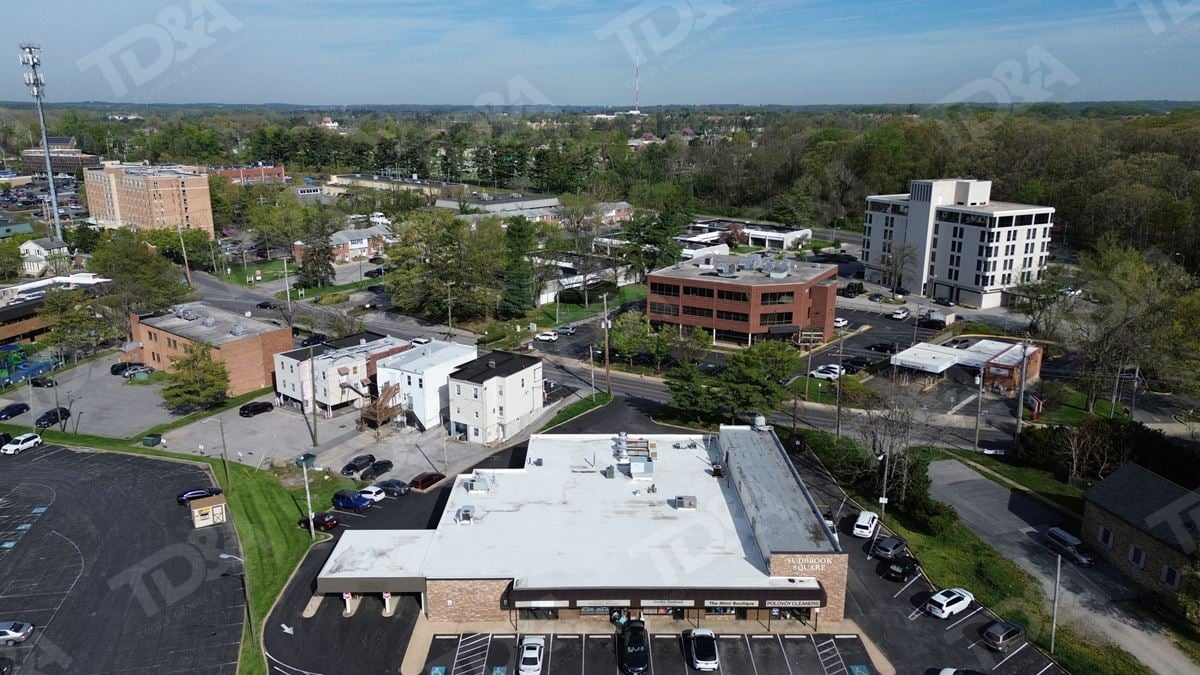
{"left": 508, "top": 585, "right": 826, "bottom": 609}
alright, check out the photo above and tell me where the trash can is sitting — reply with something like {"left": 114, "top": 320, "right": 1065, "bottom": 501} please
{"left": 142, "top": 434, "right": 162, "bottom": 447}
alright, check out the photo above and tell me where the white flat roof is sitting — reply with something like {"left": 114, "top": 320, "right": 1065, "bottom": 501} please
{"left": 891, "top": 339, "right": 1039, "bottom": 373}
{"left": 319, "top": 530, "right": 434, "bottom": 581}
{"left": 377, "top": 340, "right": 477, "bottom": 374}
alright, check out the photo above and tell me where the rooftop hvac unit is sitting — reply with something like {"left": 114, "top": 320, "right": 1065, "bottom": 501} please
{"left": 229, "top": 324, "right": 245, "bottom": 337}
{"left": 172, "top": 304, "right": 185, "bottom": 318}
{"left": 762, "top": 260, "right": 774, "bottom": 274}
{"left": 201, "top": 316, "right": 216, "bottom": 327}
{"left": 466, "top": 479, "right": 490, "bottom": 495}
{"left": 716, "top": 263, "right": 737, "bottom": 278}
{"left": 674, "top": 495, "right": 698, "bottom": 510}
{"left": 769, "top": 268, "right": 789, "bottom": 279}
{"left": 181, "top": 309, "right": 199, "bottom": 321}
{"left": 455, "top": 506, "right": 476, "bottom": 525}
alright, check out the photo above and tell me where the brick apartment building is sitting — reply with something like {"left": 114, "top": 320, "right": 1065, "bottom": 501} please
{"left": 84, "top": 163, "right": 215, "bottom": 237}
{"left": 1082, "top": 463, "right": 1197, "bottom": 608}
{"left": 645, "top": 254, "right": 839, "bottom": 345}
{"left": 126, "top": 302, "right": 292, "bottom": 395}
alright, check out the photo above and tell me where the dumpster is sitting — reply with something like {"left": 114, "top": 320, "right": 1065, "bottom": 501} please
{"left": 142, "top": 434, "right": 162, "bottom": 447}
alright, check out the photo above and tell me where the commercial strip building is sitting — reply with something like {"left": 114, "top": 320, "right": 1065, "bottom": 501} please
{"left": 376, "top": 340, "right": 479, "bottom": 431}
{"left": 327, "top": 173, "right": 467, "bottom": 200}
{"left": 83, "top": 162, "right": 215, "bottom": 236}
{"left": 20, "top": 135, "right": 100, "bottom": 178}
{"left": 273, "top": 332, "right": 412, "bottom": 415}
{"left": 209, "top": 164, "right": 286, "bottom": 185}
{"left": 887, "top": 339, "right": 1043, "bottom": 394}
{"left": 645, "top": 254, "right": 838, "bottom": 345}
{"left": 126, "top": 302, "right": 292, "bottom": 395}
{"left": 862, "top": 179, "right": 1054, "bottom": 309}
{"left": 448, "top": 351, "right": 544, "bottom": 445}
{"left": 316, "top": 426, "right": 847, "bottom": 624}
{"left": 435, "top": 192, "right": 560, "bottom": 213}
{"left": 1082, "top": 464, "right": 1196, "bottom": 608}
{"left": 533, "top": 252, "right": 639, "bottom": 306}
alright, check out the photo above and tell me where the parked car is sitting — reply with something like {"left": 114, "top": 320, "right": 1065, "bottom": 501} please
{"left": 331, "top": 489, "right": 372, "bottom": 512}
{"left": 518, "top": 635, "right": 545, "bottom": 674}
{"left": 852, "top": 511, "right": 879, "bottom": 538}
{"left": 0, "top": 655, "right": 14, "bottom": 674}
{"left": 890, "top": 307, "right": 911, "bottom": 320}
{"left": 410, "top": 471, "right": 446, "bottom": 490}
{"left": 866, "top": 342, "right": 898, "bottom": 354}
{"left": 0, "top": 622, "right": 33, "bottom": 645}
{"left": 177, "top": 487, "right": 223, "bottom": 505}
{"left": 809, "top": 365, "right": 844, "bottom": 381}
{"left": 367, "top": 284, "right": 385, "bottom": 293}
{"left": 945, "top": 338, "right": 970, "bottom": 349}
{"left": 35, "top": 407, "right": 69, "bottom": 429}
{"left": 618, "top": 620, "right": 650, "bottom": 674}
{"left": 981, "top": 620, "right": 1025, "bottom": 651}
{"left": 300, "top": 333, "right": 328, "bottom": 347}
{"left": 534, "top": 331, "right": 558, "bottom": 342}
{"left": 360, "top": 460, "right": 394, "bottom": 482}
{"left": 122, "top": 365, "right": 154, "bottom": 378}
{"left": 359, "top": 486, "right": 386, "bottom": 503}
{"left": 874, "top": 536, "right": 906, "bottom": 560}
{"left": 255, "top": 300, "right": 280, "bottom": 310}
{"left": 918, "top": 318, "right": 947, "bottom": 330}
{"left": 926, "top": 588, "right": 975, "bottom": 619}
{"left": 0, "top": 403, "right": 29, "bottom": 420}
{"left": 556, "top": 325, "right": 578, "bottom": 336}
{"left": 1044, "top": 527, "right": 1095, "bottom": 566}
{"left": 364, "top": 267, "right": 385, "bottom": 278}
{"left": 238, "top": 401, "right": 274, "bottom": 418}
{"left": 934, "top": 297, "right": 955, "bottom": 307}
{"left": 699, "top": 362, "right": 726, "bottom": 377}
{"left": 0, "top": 434, "right": 9, "bottom": 448}
{"left": 688, "top": 628, "right": 719, "bottom": 671}
{"left": 375, "top": 479, "right": 410, "bottom": 497}
{"left": 832, "top": 317, "right": 849, "bottom": 328}
{"left": 1, "top": 433, "right": 41, "bottom": 455}
{"left": 298, "top": 512, "right": 340, "bottom": 531}
{"left": 340, "top": 454, "right": 376, "bottom": 476}
{"left": 29, "top": 376, "right": 56, "bottom": 388}
{"left": 882, "top": 556, "right": 920, "bottom": 582}
{"left": 845, "top": 356, "right": 876, "bottom": 369}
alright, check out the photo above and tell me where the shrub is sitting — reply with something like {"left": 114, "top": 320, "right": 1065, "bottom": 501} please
{"left": 317, "top": 292, "right": 350, "bottom": 305}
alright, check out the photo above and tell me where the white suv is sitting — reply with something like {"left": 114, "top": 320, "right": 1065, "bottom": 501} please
{"left": 890, "top": 307, "right": 911, "bottom": 320}
{"left": 926, "top": 588, "right": 974, "bottom": 619}
{"left": 852, "top": 511, "right": 879, "bottom": 538}
{"left": 1, "top": 433, "right": 42, "bottom": 455}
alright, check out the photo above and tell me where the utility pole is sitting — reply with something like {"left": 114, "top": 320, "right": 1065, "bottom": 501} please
{"left": 588, "top": 345, "right": 596, "bottom": 401}
{"left": 835, "top": 333, "right": 845, "bottom": 438}
{"left": 306, "top": 345, "right": 319, "bottom": 446}
{"left": 1051, "top": 554, "right": 1061, "bottom": 653}
{"left": 446, "top": 282, "right": 454, "bottom": 338}
{"left": 176, "top": 224, "right": 194, "bottom": 287}
{"left": 19, "top": 44, "right": 63, "bottom": 242}
{"left": 283, "top": 256, "right": 292, "bottom": 311}
{"left": 1130, "top": 364, "right": 1141, "bottom": 418}
{"left": 602, "top": 294, "right": 612, "bottom": 395}
{"left": 1015, "top": 338, "right": 1030, "bottom": 439}
{"left": 973, "top": 366, "right": 984, "bottom": 452}
{"left": 301, "top": 461, "right": 314, "bottom": 540}
{"left": 1108, "top": 366, "right": 1121, "bottom": 420}
{"left": 804, "top": 346, "right": 814, "bottom": 402}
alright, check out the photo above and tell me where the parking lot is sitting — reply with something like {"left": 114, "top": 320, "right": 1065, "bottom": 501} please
{"left": 424, "top": 631, "right": 877, "bottom": 675}
{"left": 0, "top": 444, "right": 243, "bottom": 674}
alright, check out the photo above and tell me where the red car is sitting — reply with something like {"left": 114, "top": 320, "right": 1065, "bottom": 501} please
{"left": 297, "top": 512, "right": 340, "bottom": 531}
{"left": 410, "top": 471, "right": 446, "bottom": 491}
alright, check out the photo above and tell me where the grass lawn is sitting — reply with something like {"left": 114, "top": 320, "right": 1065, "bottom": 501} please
{"left": 806, "top": 238, "right": 834, "bottom": 251}
{"left": 953, "top": 321, "right": 1016, "bottom": 337}
{"left": 227, "top": 259, "right": 291, "bottom": 288}
{"left": 124, "top": 370, "right": 170, "bottom": 386}
{"left": 789, "top": 377, "right": 838, "bottom": 405}
{"left": 933, "top": 447, "right": 1085, "bottom": 517}
{"left": 278, "top": 278, "right": 371, "bottom": 302}
{"left": 730, "top": 245, "right": 764, "bottom": 254}
{"left": 1032, "top": 386, "right": 1128, "bottom": 425}
{"left": 541, "top": 392, "right": 613, "bottom": 430}
{"left": 533, "top": 285, "right": 647, "bottom": 327}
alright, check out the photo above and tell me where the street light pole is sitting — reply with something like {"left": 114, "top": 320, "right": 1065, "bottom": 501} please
{"left": 19, "top": 44, "right": 63, "bottom": 242}
{"left": 204, "top": 418, "right": 232, "bottom": 491}
{"left": 835, "top": 333, "right": 845, "bottom": 438}
{"left": 973, "top": 366, "right": 984, "bottom": 452}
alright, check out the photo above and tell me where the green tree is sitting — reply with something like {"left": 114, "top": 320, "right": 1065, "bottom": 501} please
{"left": 714, "top": 340, "right": 803, "bottom": 419}
{"left": 208, "top": 174, "right": 234, "bottom": 233}
{"left": 39, "top": 289, "right": 121, "bottom": 361}
{"left": 89, "top": 229, "right": 192, "bottom": 337}
{"left": 646, "top": 327, "right": 675, "bottom": 371}
{"left": 299, "top": 213, "right": 337, "bottom": 287}
{"left": 1008, "top": 265, "right": 1074, "bottom": 337}
{"left": 622, "top": 211, "right": 684, "bottom": 279}
{"left": 0, "top": 239, "right": 22, "bottom": 280}
{"left": 673, "top": 325, "right": 712, "bottom": 365}
{"left": 161, "top": 343, "right": 230, "bottom": 411}
{"left": 67, "top": 222, "right": 100, "bottom": 254}
{"left": 498, "top": 216, "right": 537, "bottom": 319}
{"left": 666, "top": 361, "right": 719, "bottom": 422}
{"left": 770, "top": 179, "right": 816, "bottom": 228}
{"left": 138, "top": 227, "right": 212, "bottom": 269}
{"left": 609, "top": 310, "right": 652, "bottom": 365}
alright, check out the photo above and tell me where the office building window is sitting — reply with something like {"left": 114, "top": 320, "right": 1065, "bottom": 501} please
{"left": 683, "top": 286, "right": 714, "bottom": 298}
{"left": 682, "top": 306, "right": 713, "bottom": 318}
{"left": 650, "top": 302, "right": 680, "bottom": 316}
{"left": 760, "top": 292, "right": 794, "bottom": 306}
{"left": 650, "top": 282, "right": 680, "bottom": 297}
{"left": 1128, "top": 545, "right": 1145, "bottom": 569}
{"left": 715, "top": 310, "right": 749, "bottom": 323}
{"left": 759, "top": 312, "right": 793, "bottom": 326}
{"left": 1164, "top": 565, "right": 1182, "bottom": 589}
{"left": 717, "top": 289, "right": 749, "bottom": 302}
{"left": 455, "top": 384, "right": 461, "bottom": 395}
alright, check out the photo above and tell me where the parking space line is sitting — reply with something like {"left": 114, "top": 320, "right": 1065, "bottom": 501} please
{"left": 30, "top": 447, "right": 68, "bottom": 461}
{"left": 329, "top": 509, "right": 366, "bottom": 518}
{"left": 892, "top": 575, "right": 921, "bottom": 598}
{"left": 945, "top": 606, "right": 984, "bottom": 631}
{"left": 777, "top": 634, "right": 795, "bottom": 675}
{"left": 992, "top": 642, "right": 1028, "bottom": 670}
{"left": 1033, "top": 662, "right": 1054, "bottom": 674}
{"left": 743, "top": 635, "right": 759, "bottom": 675}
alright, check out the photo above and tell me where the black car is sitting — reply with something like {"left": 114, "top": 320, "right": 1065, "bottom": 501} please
{"left": 300, "top": 333, "right": 328, "bottom": 347}
{"left": 29, "top": 376, "right": 56, "bottom": 388}
{"left": 298, "top": 512, "right": 340, "bottom": 531}
{"left": 868, "top": 292, "right": 884, "bottom": 302}
{"left": 360, "top": 460, "right": 394, "bottom": 482}
{"left": 933, "top": 297, "right": 955, "bottom": 307}
{"left": 110, "top": 362, "right": 132, "bottom": 376}
{"left": 238, "top": 401, "right": 274, "bottom": 418}
{"left": 363, "top": 267, "right": 385, "bottom": 278}
{"left": 367, "top": 284, "right": 385, "bottom": 293}
{"left": 35, "top": 407, "right": 69, "bottom": 429}
{"left": 917, "top": 319, "right": 947, "bottom": 330}
{"left": 177, "top": 487, "right": 223, "bottom": 505}
{"left": 618, "top": 620, "right": 650, "bottom": 674}
{"left": 882, "top": 556, "right": 920, "bottom": 582}
{"left": 340, "top": 454, "right": 376, "bottom": 476}
{"left": 256, "top": 301, "right": 280, "bottom": 310}
{"left": 0, "top": 433, "right": 10, "bottom": 447}
{"left": 845, "top": 355, "right": 875, "bottom": 369}
{"left": 375, "top": 479, "right": 410, "bottom": 497}
{"left": 866, "top": 342, "right": 898, "bottom": 354}
{"left": 0, "top": 403, "right": 29, "bottom": 420}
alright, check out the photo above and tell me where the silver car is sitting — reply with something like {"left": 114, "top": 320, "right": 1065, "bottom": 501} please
{"left": 0, "top": 621, "right": 33, "bottom": 645}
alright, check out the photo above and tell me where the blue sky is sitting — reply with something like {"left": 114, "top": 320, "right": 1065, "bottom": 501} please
{"left": 1, "top": 0, "right": 1198, "bottom": 105}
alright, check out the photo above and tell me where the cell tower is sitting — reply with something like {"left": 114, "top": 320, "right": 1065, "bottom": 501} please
{"left": 630, "top": 46, "right": 641, "bottom": 115}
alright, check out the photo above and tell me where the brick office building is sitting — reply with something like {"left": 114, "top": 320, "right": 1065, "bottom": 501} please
{"left": 1082, "top": 463, "right": 1197, "bottom": 607}
{"left": 645, "top": 255, "right": 839, "bottom": 345}
{"left": 316, "top": 426, "right": 848, "bottom": 626}
{"left": 126, "top": 302, "right": 292, "bottom": 395}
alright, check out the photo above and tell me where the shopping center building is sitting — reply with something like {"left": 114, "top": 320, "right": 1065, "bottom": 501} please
{"left": 316, "top": 425, "right": 848, "bottom": 624}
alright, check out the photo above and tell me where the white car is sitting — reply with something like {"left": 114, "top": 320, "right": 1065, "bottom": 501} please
{"left": 1, "top": 433, "right": 42, "bottom": 455}
{"left": 534, "top": 331, "right": 558, "bottom": 342}
{"left": 832, "top": 317, "right": 849, "bottom": 328}
{"left": 809, "top": 365, "right": 844, "bottom": 381}
{"left": 358, "top": 486, "right": 386, "bottom": 503}
{"left": 688, "top": 628, "right": 720, "bottom": 671}
{"left": 926, "top": 588, "right": 975, "bottom": 619}
{"left": 518, "top": 635, "right": 545, "bottom": 674}
{"left": 852, "top": 511, "right": 879, "bottom": 538}
{"left": 890, "top": 307, "right": 911, "bottom": 320}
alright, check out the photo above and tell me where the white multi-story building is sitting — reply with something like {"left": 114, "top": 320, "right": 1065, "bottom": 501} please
{"left": 448, "top": 352, "right": 544, "bottom": 445}
{"left": 861, "top": 179, "right": 1054, "bottom": 309}
{"left": 375, "top": 340, "right": 478, "bottom": 431}
{"left": 273, "top": 332, "right": 411, "bottom": 414}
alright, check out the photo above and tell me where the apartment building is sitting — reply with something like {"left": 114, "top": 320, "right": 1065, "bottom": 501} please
{"left": 645, "top": 254, "right": 838, "bottom": 345}
{"left": 127, "top": 302, "right": 292, "bottom": 395}
{"left": 862, "top": 179, "right": 1054, "bottom": 309}
{"left": 273, "top": 332, "right": 411, "bottom": 414}
{"left": 84, "top": 162, "right": 215, "bottom": 236}
{"left": 20, "top": 135, "right": 100, "bottom": 178}
{"left": 448, "top": 351, "right": 543, "bottom": 445}
{"left": 375, "top": 340, "right": 479, "bottom": 430}
{"left": 292, "top": 224, "right": 394, "bottom": 264}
